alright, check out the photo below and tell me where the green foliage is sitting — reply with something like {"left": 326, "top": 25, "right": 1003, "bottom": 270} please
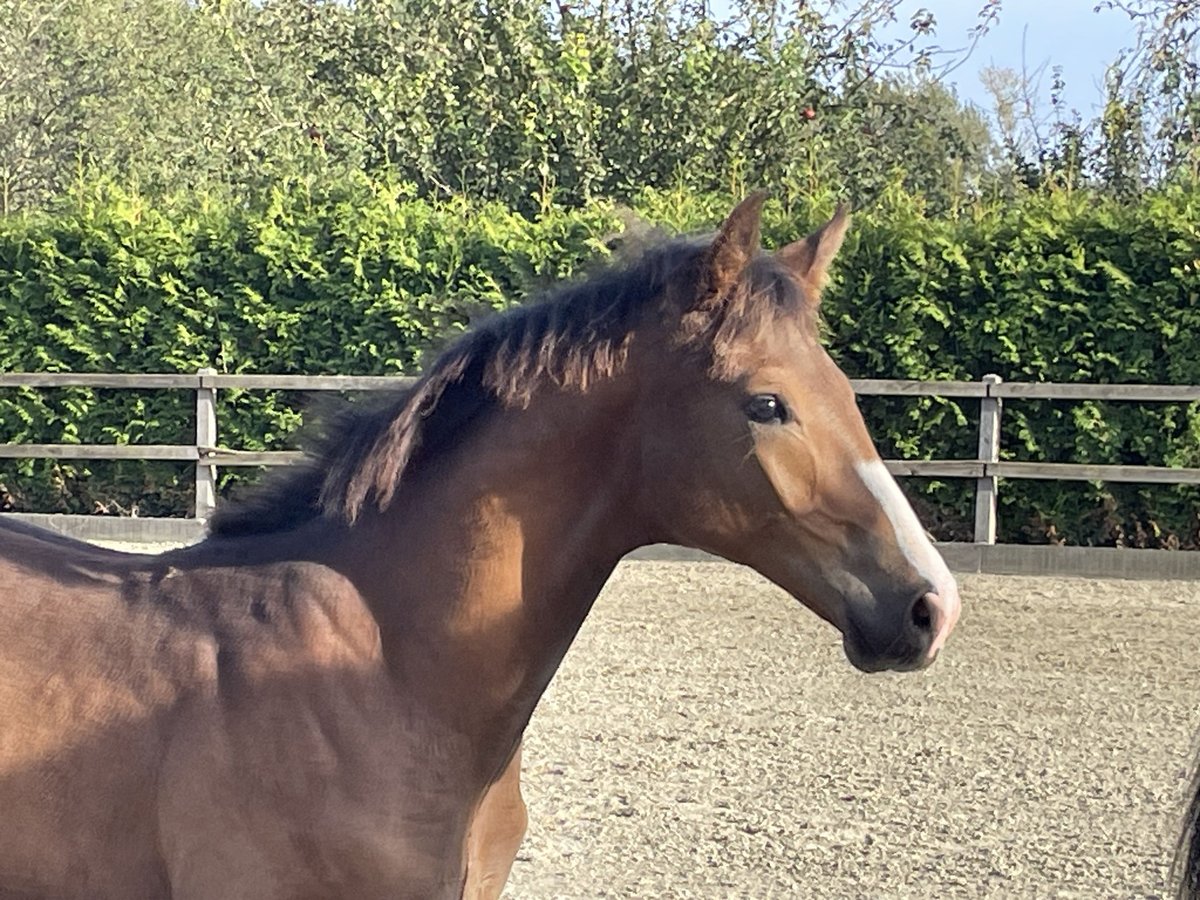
{"left": 1, "top": 176, "right": 1198, "bottom": 546}
{"left": 0, "top": 0, "right": 327, "bottom": 212}
{"left": 0, "top": 0, "right": 995, "bottom": 216}
{"left": 626, "top": 181, "right": 1200, "bottom": 547}
{"left": 0, "top": 176, "right": 617, "bottom": 514}
{"left": 827, "top": 184, "right": 1200, "bottom": 548}
{"left": 983, "top": 2, "right": 1200, "bottom": 199}
{"left": 1, "top": 0, "right": 1196, "bottom": 545}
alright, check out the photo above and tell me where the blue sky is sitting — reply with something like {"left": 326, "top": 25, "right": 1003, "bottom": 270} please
{"left": 895, "top": 0, "right": 1138, "bottom": 116}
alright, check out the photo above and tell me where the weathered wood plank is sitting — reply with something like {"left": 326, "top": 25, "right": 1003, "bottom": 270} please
{"left": 6, "top": 516, "right": 1198, "bottom": 580}
{"left": 974, "top": 374, "right": 1003, "bottom": 544}
{"left": 989, "top": 383, "right": 1200, "bottom": 401}
{"left": 200, "top": 374, "right": 416, "bottom": 390}
{"left": 1, "top": 513, "right": 206, "bottom": 544}
{"left": 202, "top": 449, "right": 305, "bottom": 466}
{"left": 878, "top": 459, "right": 1200, "bottom": 484}
{"left": 6, "top": 447, "right": 1195, "bottom": 485}
{"left": 0, "top": 373, "right": 200, "bottom": 389}
{"left": 882, "top": 460, "right": 986, "bottom": 478}
{"left": 4, "top": 373, "right": 1197, "bottom": 402}
{"left": 194, "top": 368, "right": 218, "bottom": 520}
{"left": 989, "top": 461, "right": 1200, "bottom": 484}
{"left": 0, "top": 444, "right": 198, "bottom": 460}
{"left": 936, "top": 543, "right": 1200, "bottom": 580}
{"left": 849, "top": 379, "right": 987, "bottom": 397}
{"left": 0, "top": 373, "right": 419, "bottom": 391}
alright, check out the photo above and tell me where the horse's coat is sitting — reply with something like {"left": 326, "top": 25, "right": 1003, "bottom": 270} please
{"left": 0, "top": 196, "right": 960, "bottom": 899}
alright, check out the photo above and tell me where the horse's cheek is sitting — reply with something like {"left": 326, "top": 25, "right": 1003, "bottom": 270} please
{"left": 753, "top": 434, "right": 818, "bottom": 517}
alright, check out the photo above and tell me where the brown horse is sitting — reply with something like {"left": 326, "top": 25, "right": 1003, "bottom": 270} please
{"left": 0, "top": 195, "right": 960, "bottom": 899}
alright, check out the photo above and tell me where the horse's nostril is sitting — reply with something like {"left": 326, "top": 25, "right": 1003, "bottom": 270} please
{"left": 910, "top": 594, "right": 933, "bottom": 632}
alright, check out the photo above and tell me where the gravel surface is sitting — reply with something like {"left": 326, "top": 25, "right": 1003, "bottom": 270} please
{"left": 94, "top": 543, "right": 1200, "bottom": 898}
{"left": 507, "top": 564, "right": 1200, "bottom": 899}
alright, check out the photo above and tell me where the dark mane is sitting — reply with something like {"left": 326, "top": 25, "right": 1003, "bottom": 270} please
{"left": 209, "top": 237, "right": 812, "bottom": 538}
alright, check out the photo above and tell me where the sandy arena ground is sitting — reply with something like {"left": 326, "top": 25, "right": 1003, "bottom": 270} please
{"left": 97, "top": 545, "right": 1200, "bottom": 898}
{"left": 505, "top": 564, "right": 1200, "bottom": 899}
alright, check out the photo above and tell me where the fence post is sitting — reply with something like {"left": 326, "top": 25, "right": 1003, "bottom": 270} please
{"left": 973, "top": 374, "right": 1003, "bottom": 544}
{"left": 195, "top": 368, "right": 218, "bottom": 522}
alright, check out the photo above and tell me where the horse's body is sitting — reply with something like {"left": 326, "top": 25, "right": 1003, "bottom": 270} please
{"left": 0, "top": 196, "right": 961, "bottom": 898}
{"left": 1, "top": 514, "right": 534, "bottom": 898}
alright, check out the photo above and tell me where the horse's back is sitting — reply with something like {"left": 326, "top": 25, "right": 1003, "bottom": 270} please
{"left": 0, "top": 514, "right": 158, "bottom": 553}
{"left": 0, "top": 517, "right": 161, "bottom": 600}
{"left": 0, "top": 519, "right": 443, "bottom": 898}
{"left": 0, "top": 516, "right": 190, "bottom": 693}
{"left": 0, "top": 520, "right": 201, "bottom": 898}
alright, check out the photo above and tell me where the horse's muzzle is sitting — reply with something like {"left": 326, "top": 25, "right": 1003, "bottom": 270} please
{"left": 841, "top": 585, "right": 961, "bottom": 673}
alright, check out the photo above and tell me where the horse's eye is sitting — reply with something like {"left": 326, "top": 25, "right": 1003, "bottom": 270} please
{"left": 745, "top": 394, "right": 788, "bottom": 424}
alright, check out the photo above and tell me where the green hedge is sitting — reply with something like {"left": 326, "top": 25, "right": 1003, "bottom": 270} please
{"left": 0, "top": 176, "right": 617, "bottom": 515}
{"left": 1, "top": 177, "right": 1198, "bottom": 546}
{"left": 642, "top": 185, "right": 1200, "bottom": 548}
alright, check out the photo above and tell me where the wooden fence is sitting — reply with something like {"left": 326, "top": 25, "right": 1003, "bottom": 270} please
{"left": 2, "top": 371, "right": 1200, "bottom": 577}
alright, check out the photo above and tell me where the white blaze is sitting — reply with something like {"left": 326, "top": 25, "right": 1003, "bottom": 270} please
{"left": 854, "top": 459, "right": 962, "bottom": 657}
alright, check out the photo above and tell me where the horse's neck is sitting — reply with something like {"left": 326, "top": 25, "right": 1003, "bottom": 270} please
{"left": 351, "top": 381, "right": 643, "bottom": 771}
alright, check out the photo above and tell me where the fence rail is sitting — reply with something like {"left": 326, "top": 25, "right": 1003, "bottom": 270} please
{"left": 2, "top": 371, "right": 1199, "bottom": 543}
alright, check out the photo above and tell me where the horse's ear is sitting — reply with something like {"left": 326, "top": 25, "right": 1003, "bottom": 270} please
{"left": 700, "top": 192, "right": 768, "bottom": 301}
{"left": 775, "top": 203, "right": 851, "bottom": 301}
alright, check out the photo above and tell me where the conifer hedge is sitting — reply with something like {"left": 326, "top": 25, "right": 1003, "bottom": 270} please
{"left": 2, "top": 177, "right": 1197, "bottom": 546}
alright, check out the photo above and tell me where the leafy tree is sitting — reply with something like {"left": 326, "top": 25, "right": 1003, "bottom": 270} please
{"left": 0, "top": 0, "right": 322, "bottom": 212}
{"left": 977, "top": 1, "right": 1200, "bottom": 195}
{"left": 0, "top": 0, "right": 999, "bottom": 212}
